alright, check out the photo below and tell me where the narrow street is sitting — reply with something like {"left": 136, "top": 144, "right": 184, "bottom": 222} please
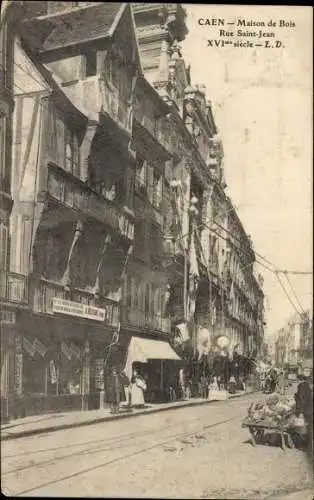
{"left": 1, "top": 393, "right": 312, "bottom": 498}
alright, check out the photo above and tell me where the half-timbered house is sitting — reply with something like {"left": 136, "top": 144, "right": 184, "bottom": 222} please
{"left": 7, "top": 3, "right": 142, "bottom": 417}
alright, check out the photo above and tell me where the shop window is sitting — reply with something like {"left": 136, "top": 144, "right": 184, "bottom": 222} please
{"left": 23, "top": 353, "right": 56, "bottom": 396}
{"left": 60, "top": 343, "right": 82, "bottom": 395}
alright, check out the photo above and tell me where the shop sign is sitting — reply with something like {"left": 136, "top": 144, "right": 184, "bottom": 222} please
{"left": 52, "top": 298, "right": 109, "bottom": 323}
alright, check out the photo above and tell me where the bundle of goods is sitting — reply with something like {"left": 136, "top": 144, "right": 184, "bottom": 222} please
{"left": 245, "top": 393, "right": 296, "bottom": 428}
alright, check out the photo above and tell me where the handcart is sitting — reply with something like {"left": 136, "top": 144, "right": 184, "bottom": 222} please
{"left": 241, "top": 415, "right": 296, "bottom": 451}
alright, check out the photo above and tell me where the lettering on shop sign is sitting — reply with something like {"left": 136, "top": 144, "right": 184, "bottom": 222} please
{"left": 52, "top": 298, "right": 109, "bottom": 323}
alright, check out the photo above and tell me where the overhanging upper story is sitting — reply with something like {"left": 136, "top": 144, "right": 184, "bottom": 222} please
{"left": 19, "top": 3, "right": 143, "bottom": 142}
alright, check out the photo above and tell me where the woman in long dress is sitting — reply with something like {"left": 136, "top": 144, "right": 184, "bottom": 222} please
{"left": 131, "top": 370, "right": 146, "bottom": 408}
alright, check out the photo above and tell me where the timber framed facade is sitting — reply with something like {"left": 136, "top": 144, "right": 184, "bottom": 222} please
{"left": 0, "top": 2, "right": 265, "bottom": 419}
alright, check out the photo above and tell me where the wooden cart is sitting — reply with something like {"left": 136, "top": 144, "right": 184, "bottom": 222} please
{"left": 242, "top": 417, "right": 296, "bottom": 451}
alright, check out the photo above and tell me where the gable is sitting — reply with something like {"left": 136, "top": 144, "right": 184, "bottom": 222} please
{"left": 111, "top": 3, "right": 143, "bottom": 74}
{"left": 21, "top": 3, "right": 124, "bottom": 53}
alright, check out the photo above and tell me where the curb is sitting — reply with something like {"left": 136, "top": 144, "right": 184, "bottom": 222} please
{"left": 270, "top": 489, "right": 314, "bottom": 500}
{"left": 1, "top": 391, "right": 254, "bottom": 442}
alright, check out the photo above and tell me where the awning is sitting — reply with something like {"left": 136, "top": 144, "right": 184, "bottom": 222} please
{"left": 124, "top": 337, "right": 181, "bottom": 381}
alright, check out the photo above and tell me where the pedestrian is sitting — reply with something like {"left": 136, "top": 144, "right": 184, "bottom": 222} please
{"left": 131, "top": 369, "right": 146, "bottom": 408}
{"left": 179, "top": 367, "right": 185, "bottom": 400}
{"left": 185, "top": 378, "right": 192, "bottom": 400}
{"left": 294, "top": 367, "right": 313, "bottom": 457}
{"left": 276, "top": 370, "right": 287, "bottom": 395}
{"left": 228, "top": 375, "right": 237, "bottom": 395}
{"left": 200, "top": 374, "right": 208, "bottom": 399}
{"left": 104, "top": 367, "right": 121, "bottom": 414}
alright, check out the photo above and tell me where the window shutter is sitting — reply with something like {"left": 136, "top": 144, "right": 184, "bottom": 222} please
{"left": 0, "top": 223, "right": 8, "bottom": 270}
{"left": 55, "top": 113, "right": 65, "bottom": 167}
{"left": 72, "top": 135, "right": 80, "bottom": 177}
{"left": 65, "top": 127, "right": 73, "bottom": 172}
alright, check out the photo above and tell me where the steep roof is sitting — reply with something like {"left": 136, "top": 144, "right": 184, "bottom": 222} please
{"left": 21, "top": 3, "right": 124, "bottom": 53}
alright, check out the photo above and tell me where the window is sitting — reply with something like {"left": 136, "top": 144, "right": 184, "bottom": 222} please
{"left": 85, "top": 50, "right": 97, "bottom": 78}
{"left": 45, "top": 232, "right": 65, "bottom": 280}
{"left": 115, "top": 177, "right": 125, "bottom": 205}
{"left": 0, "top": 25, "right": 7, "bottom": 89}
{"left": 144, "top": 283, "right": 150, "bottom": 315}
{"left": 0, "top": 114, "right": 6, "bottom": 186}
{"left": 0, "top": 222, "right": 8, "bottom": 270}
{"left": 152, "top": 171, "right": 163, "bottom": 209}
{"left": 136, "top": 155, "right": 147, "bottom": 189}
{"left": 60, "top": 344, "right": 82, "bottom": 395}
{"left": 107, "top": 57, "right": 120, "bottom": 89}
{"left": 65, "top": 127, "right": 80, "bottom": 177}
{"left": 134, "top": 219, "right": 147, "bottom": 260}
{"left": 23, "top": 356, "right": 46, "bottom": 396}
{"left": 125, "top": 167, "right": 134, "bottom": 210}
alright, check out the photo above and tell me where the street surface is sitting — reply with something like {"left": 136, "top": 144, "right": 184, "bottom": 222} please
{"left": 1, "top": 392, "right": 313, "bottom": 498}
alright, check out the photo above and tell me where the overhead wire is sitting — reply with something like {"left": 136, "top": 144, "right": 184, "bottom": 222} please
{"left": 274, "top": 271, "right": 303, "bottom": 318}
{"left": 281, "top": 271, "right": 306, "bottom": 315}
{"left": 167, "top": 180, "right": 312, "bottom": 276}
{"left": 13, "top": 58, "right": 311, "bottom": 278}
{"left": 11, "top": 44, "right": 312, "bottom": 277}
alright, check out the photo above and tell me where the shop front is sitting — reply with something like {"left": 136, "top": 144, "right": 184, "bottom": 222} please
{"left": 7, "top": 307, "right": 116, "bottom": 419}
{"left": 124, "top": 336, "right": 182, "bottom": 404}
{"left": 1, "top": 308, "right": 23, "bottom": 422}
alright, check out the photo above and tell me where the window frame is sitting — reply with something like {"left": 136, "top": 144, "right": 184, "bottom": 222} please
{"left": 0, "top": 222, "right": 8, "bottom": 270}
{"left": 64, "top": 125, "right": 80, "bottom": 177}
{"left": 0, "top": 113, "right": 6, "bottom": 185}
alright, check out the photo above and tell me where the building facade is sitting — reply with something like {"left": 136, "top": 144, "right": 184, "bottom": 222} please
{"left": 0, "top": 1, "right": 30, "bottom": 421}
{"left": 3, "top": 2, "right": 141, "bottom": 417}
{"left": 133, "top": 2, "right": 265, "bottom": 361}
{"left": 275, "top": 311, "right": 313, "bottom": 368}
{"left": 1, "top": 1, "right": 265, "bottom": 418}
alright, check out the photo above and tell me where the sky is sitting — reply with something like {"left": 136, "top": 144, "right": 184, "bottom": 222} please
{"left": 182, "top": 5, "right": 313, "bottom": 338}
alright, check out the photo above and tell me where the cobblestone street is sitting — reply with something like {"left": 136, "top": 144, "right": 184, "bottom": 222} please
{"left": 1, "top": 393, "right": 313, "bottom": 498}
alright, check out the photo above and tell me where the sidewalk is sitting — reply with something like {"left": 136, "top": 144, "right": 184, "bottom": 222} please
{"left": 270, "top": 489, "right": 314, "bottom": 500}
{"left": 1, "top": 391, "right": 248, "bottom": 441}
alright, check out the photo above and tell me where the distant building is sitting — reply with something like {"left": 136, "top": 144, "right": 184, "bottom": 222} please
{"left": 275, "top": 311, "right": 312, "bottom": 367}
